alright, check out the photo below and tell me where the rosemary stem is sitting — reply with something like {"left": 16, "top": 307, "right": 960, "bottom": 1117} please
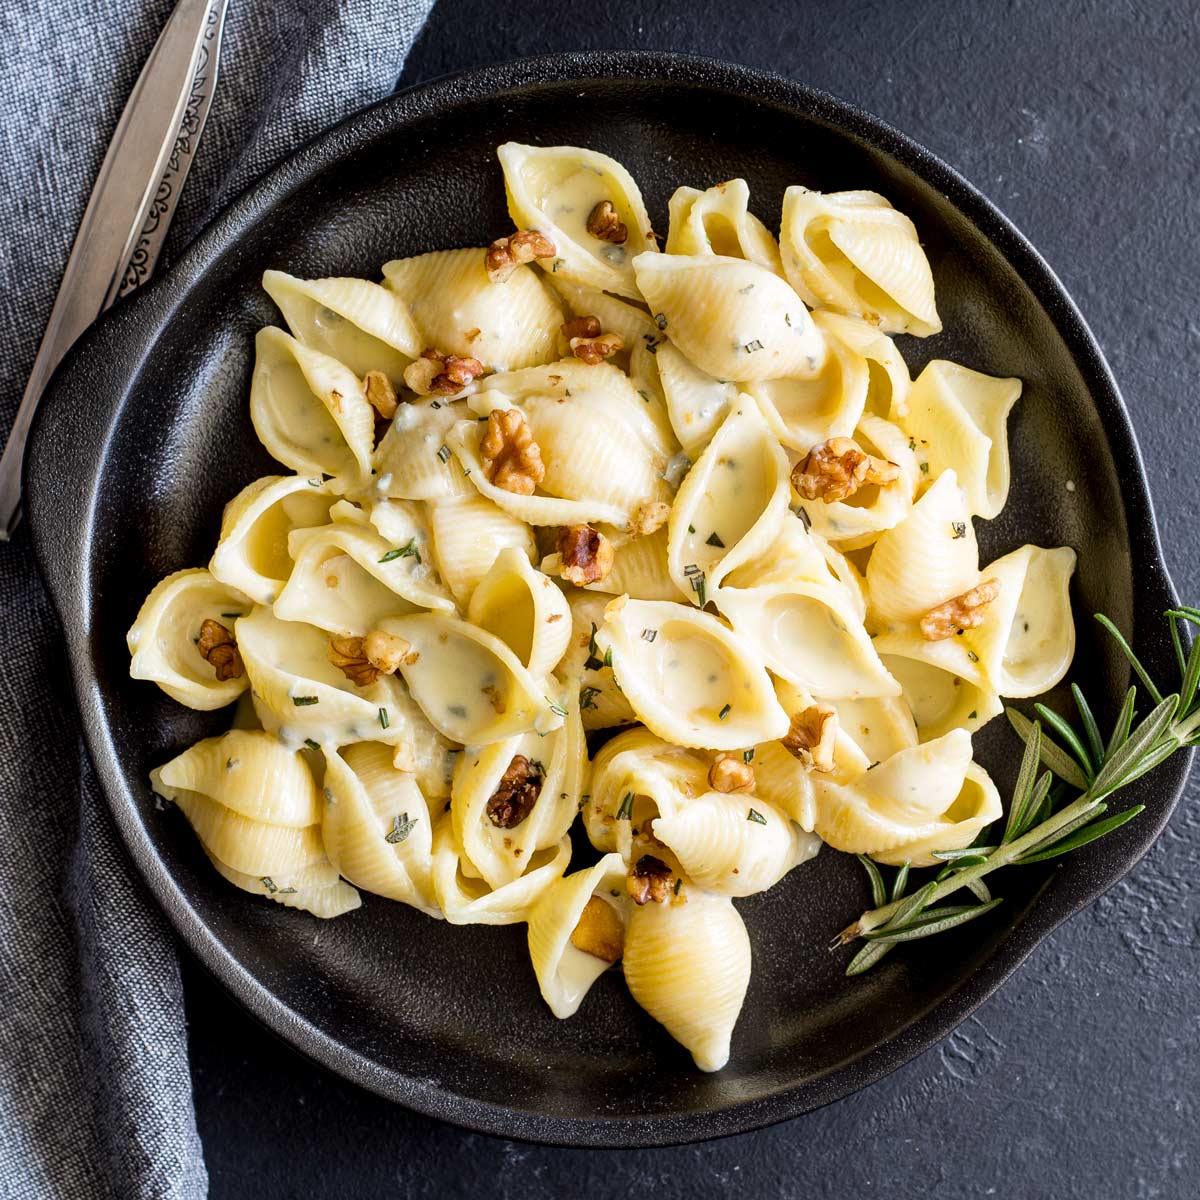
{"left": 1169, "top": 709, "right": 1200, "bottom": 743}
{"left": 847, "top": 791, "right": 1107, "bottom": 938}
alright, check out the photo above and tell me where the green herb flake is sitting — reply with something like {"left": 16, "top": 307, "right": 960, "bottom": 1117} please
{"left": 718, "top": 703, "right": 732, "bottom": 721}
{"left": 220, "top": 612, "right": 242, "bottom": 619}
{"left": 640, "top": 628, "right": 658, "bottom": 643}
{"left": 260, "top": 876, "right": 278, "bottom": 894}
{"left": 920, "top": 461, "right": 930, "bottom": 474}
{"left": 746, "top": 808, "right": 767, "bottom": 825}
{"left": 951, "top": 522, "right": 967, "bottom": 540}
{"left": 380, "top": 538, "right": 421, "bottom": 564}
{"left": 292, "top": 695, "right": 319, "bottom": 707}
{"left": 378, "top": 707, "right": 390, "bottom": 729}
{"left": 743, "top": 748, "right": 755, "bottom": 763}
{"left": 616, "top": 792, "right": 635, "bottom": 821}
{"left": 967, "top": 651, "right": 980, "bottom": 663}
{"left": 385, "top": 812, "right": 418, "bottom": 844}
{"left": 436, "top": 444, "right": 452, "bottom": 463}
{"left": 784, "top": 312, "right": 793, "bottom": 327}
{"left": 738, "top": 284, "right": 755, "bottom": 295}
{"left": 579, "top": 685, "right": 601, "bottom": 711}
{"left": 744, "top": 339, "right": 764, "bottom": 354}
{"left": 968, "top": 710, "right": 978, "bottom": 719}
{"left": 638, "top": 389, "right": 651, "bottom": 403}
{"left": 688, "top": 524, "right": 696, "bottom": 534}
{"left": 705, "top": 531, "right": 725, "bottom": 548}
{"left": 547, "top": 699, "right": 568, "bottom": 718}
{"left": 448, "top": 704, "right": 468, "bottom": 719}
{"left": 673, "top": 877, "right": 683, "bottom": 896}
{"left": 653, "top": 312, "right": 668, "bottom": 330}
{"left": 303, "top": 738, "right": 320, "bottom": 751}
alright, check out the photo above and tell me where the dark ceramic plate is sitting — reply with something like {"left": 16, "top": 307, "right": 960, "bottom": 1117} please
{"left": 25, "top": 53, "right": 1189, "bottom": 1146}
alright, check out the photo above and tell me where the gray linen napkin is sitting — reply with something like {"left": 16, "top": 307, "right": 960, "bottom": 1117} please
{"left": 0, "top": 2, "right": 433, "bottom": 1195}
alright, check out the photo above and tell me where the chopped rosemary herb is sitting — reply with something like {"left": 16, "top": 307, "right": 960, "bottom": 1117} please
{"left": 688, "top": 524, "right": 696, "bottom": 534}
{"left": 919, "top": 461, "right": 930, "bottom": 474}
{"left": 951, "top": 522, "right": 967, "bottom": 540}
{"left": 908, "top": 437, "right": 917, "bottom": 451}
{"left": 638, "top": 389, "right": 651, "bottom": 402}
{"left": 303, "top": 738, "right": 320, "bottom": 751}
{"left": 673, "top": 877, "right": 683, "bottom": 895}
{"left": 436, "top": 444, "right": 452, "bottom": 463}
{"left": 968, "top": 710, "right": 978, "bottom": 719}
{"left": 641, "top": 334, "right": 659, "bottom": 355}
{"left": 579, "top": 685, "right": 601, "bottom": 710}
{"left": 616, "top": 792, "right": 635, "bottom": 820}
{"left": 584, "top": 622, "right": 610, "bottom": 672}
{"left": 705, "top": 531, "right": 725, "bottom": 548}
{"left": 967, "top": 651, "right": 980, "bottom": 663}
{"left": 379, "top": 538, "right": 420, "bottom": 564}
{"left": 688, "top": 569, "right": 708, "bottom": 607}
{"left": 791, "top": 504, "right": 812, "bottom": 531}
{"left": 378, "top": 707, "right": 390, "bottom": 729}
{"left": 385, "top": 812, "right": 418, "bottom": 844}
{"left": 220, "top": 612, "right": 242, "bottom": 619}
{"left": 292, "top": 695, "right": 319, "bottom": 706}
{"left": 430, "top": 399, "right": 442, "bottom": 409}
{"left": 307, "top": 478, "right": 322, "bottom": 487}
{"left": 683, "top": 562, "right": 701, "bottom": 576}
{"left": 640, "top": 628, "right": 658, "bottom": 643}
{"left": 261, "top": 876, "right": 278, "bottom": 893}
{"left": 547, "top": 699, "right": 568, "bottom": 717}
{"left": 448, "top": 704, "right": 467, "bottom": 719}
{"left": 654, "top": 312, "right": 668, "bottom": 330}
{"left": 746, "top": 808, "right": 767, "bottom": 825}
{"left": 718, "top": 703, "right": 732, "bottom": 720}
{"left": 784, "top": 312, "right": 792, "bottom": 326}
{"left": 737, "top": 284, "right": 755, "bottom": 295}
{"left": 743, "top": 748, "right": 755, "bottom": 763}
{"left": 744, "top": 339, "right": 764, "bottom": 353}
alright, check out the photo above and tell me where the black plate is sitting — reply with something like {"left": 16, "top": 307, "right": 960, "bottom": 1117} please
{"left": 25, "top": 53, "right": 1190, "bottom": 1146}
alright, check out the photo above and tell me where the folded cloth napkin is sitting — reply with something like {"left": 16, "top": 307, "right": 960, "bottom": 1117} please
{"left": 0, "top": 2, "right": 433, "bottom": 1196}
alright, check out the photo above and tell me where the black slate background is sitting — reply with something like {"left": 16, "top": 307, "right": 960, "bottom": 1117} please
{"left": 187, "top": 1, "right": 1200, "bottom": 1195}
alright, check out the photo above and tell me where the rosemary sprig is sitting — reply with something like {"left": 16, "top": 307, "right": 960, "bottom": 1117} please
{"left": 836, "top": 610, "right": 1199, "bottom": 975}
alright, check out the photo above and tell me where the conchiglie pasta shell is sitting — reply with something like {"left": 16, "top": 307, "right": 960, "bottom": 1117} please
{"left": 426, "top": 490, "right": 537, "bottom": 606}
{"left": 554, "top": 589, "right": 638, "bottom": 732}
{"left": 595, "top": 598, "right": 789, "bottom": 750}
{"left": 497, "top": 141, "right": 659, "bottom": 299}
{"left": 900, "top": 360, "right": 1020, "bottom": 519}
{"left": 127, "top": 569, "right": 253, "bottom": 710}
{"left": 665, "top": 179, "right": 784, "bottom": 274}
{"left": 156, "top": 729, "right": 320, "bottom": 826}
{"left": 321, "top": 742, "right": 440, "bottom": 915}
{"left": 527, "top": 854, "right": 629, "bottom": 1018}
{"left": 876, "top": 646, "right": 1003, "bottom": 742}
{"left": 780, "top": 187, "right": 941, "bottom": 336}
{"left": 632, "top": 253, "right": 825, "bottom": 382}
{"left": 865, "top": 469, "right": 980, "bottom": 625}
{"left": 261, "top": 270, "right": 421, "bottom": 381}
{"left": 203, "top": 849, "right": 362, "bottom": 919}
{"left": 654, "top": 341, "right": 737, "bottom": 458}
{"left": 815, "top": 310, "right": 912, "bottom": 420}
{"left": 250, "top": 327, "right": 374, "bottom": 489}
{"left": 826, "top": 695, "right": 919, "bottom": 765}
{"left": 382, "top": 246, "right": 561, "bottom": 370}
{"left": 623, "top": 889, "right": 751, "bottom": 1072}
{"left": 372, "top": 398, "right": 475, "bottom": 501}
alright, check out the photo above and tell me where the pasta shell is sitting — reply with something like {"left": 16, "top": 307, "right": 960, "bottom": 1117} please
{"left": 875, "top": 642, "right": 1004, "bottom": 741}
{"left": 274, "top": 519, "right": 452, "bottom": 634}
{"left": 204, "top": 849, "right": 361, "bottom": 919}
{"left": 544, "top": 524, "right": 685, "bottom": 603}
{"left": 652, "top": 792, "right": 819, "bottom": 897}
{"left": 497, "top": 142, "right": 658, "bottom": 299}
{"left": 527, "top": 853, "right": 629, "bottom": 1018}
{"left": 594, "top": 598, "right": 789, "bottom": 750}
{"left": 380, "top": 612, "right": 563, "bottom": 744}
{"left": 623, "top": 889, "right": 751, "bottom": 1072}
{"left": 654, "top": 341, "right": 737, "bottom": 459}
{"left": 555, "top": 589, "right": 638, "bottom": 732}
{"left": 665, "top": 179, "right": 784, "bottom": 274}
{"left": 667, "top": 398, "right": 790, "bottom": 593}
{"left": 826, "top": 694, "right": 919, "bottom": 765}
{"left": 631, "top": 253, "right": 825, "bottom": 382}
{"left": 467, "top": 546, "right": 572, "bottom": 679}
{"left": 384, "top": 684, "right": 459, "bottom": 800}
{"left": 372, "top": 397, "right": 475, "bottom": 501}
{"left": 426, "top": 491, "right": 538, "bottom": 607}
{"left": 815, "top": 310, "right": 912, "bottom": 420}
{"left": 780, "top": 187, "right": 941, "bottom": 336}
{"left": 261, "top": 270, "right": 421, "bottom": 380}
{"left": 321, "top": 741, "right": 440, "bottom": 916}
{"left": 156, "top": 729, "right": 320, "bottom": 826}
{"left": 382, "top": 246, "right": 561, "bottom": 370}
{"left": 900, "top": 360, "right": 1021, "bottom": 519}
{"left": 127, "top": 569, "right": 252, "bottom": 710}
{"left": 865, "top": 469, "right": 980, "bottom": 625}
{"left": 250, "top": 327, "right": 374, "bottom": 489}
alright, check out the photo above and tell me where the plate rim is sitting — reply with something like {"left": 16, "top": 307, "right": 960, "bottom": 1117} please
{"left": 25, "top": 49, "right": 1192, "bottom": 1147}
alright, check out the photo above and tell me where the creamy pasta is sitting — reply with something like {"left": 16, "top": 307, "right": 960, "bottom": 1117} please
{"left": 127, "top": 144, "right": 1076, "bottom": 1072}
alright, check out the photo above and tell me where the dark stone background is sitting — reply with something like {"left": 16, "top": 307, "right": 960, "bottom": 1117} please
{"left": 187, "top": 1, "right": 1200, "bottom": 1195}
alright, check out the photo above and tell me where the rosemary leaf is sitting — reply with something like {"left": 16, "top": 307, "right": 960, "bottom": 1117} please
{"left": 1015, "top": 772, "right": 1054, "bottom": 839}
{"left": 864, "top": 898, "right": 1004, "bottom": 945}
{"left": 884, "top": 880, "right": 936, "bottom": 930}
{"left": 1169, "top": 611, "right": 1187, "bottom": 679}
{"left": 965, "top": 876, "right": 992, "bottom": 904}
{"left": 846, "top": 940, "right": 896, "bottom": 975}
{"left": 1017, "top": 801, "right": 1107, "bottom": 859}
{"left": 1179, "top": 630, "right": 1200, "bottom": 714}
{"left": 1034, "top": 702, "right": 1095, "bottom": 780}
{"left": 1106, "top": 686, "right": 1138, "bottom": 761}
{"left": 1007, "top": 708, "right": 1089, "bottom": 790}
{"left": 931, "top": 846, "right": 998, "bottom": 861}
{"left": 1003, "top": 723, "right": 1042, "bottom": 842}
{"left": 1109, "top": 738, "right": 1181, "bottom": 789}
{"left": 1016, "top": 805, "right": 1144, "bottom": 864}
{"left": 1094, "top": 614, "right": 1164, "bottom": 704}
{"left": 856, "top": 854, "right": 887, "bottom": 908}
{"left": 1091, "top": 694, "right": 1178, "bottom": 796}
{"left": 890, "top": 861, "right": 910, "bottom": 903}
{"left": 1071, "top": 683, "right": 1105, "bottom": 769}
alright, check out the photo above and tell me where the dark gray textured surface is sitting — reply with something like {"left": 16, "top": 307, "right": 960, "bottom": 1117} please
{"left": 187, "top": 1, "right": 1200, "bottom": 1194}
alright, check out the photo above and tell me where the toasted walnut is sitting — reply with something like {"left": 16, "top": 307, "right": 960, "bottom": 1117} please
{"left": 627, "top": 500, "right": 671, "bottom": 538}
{"left": 480, "top": 408, "right": 545, "bottom": 495}
{"left": 569, "top": 896, "right": 624, "bottom": 963}
{"left": 627, "top": 854, "right": 675, "bottom": 906}
{"left": 328, "top": 629, "right": 412, "bottom": 688}
{"left": 792, "top": 437, "right": 901, "bottom": 503}
{"left": 570, "top": 332, "right": 624, "bottom": 365}
{"left": 403, "top": 348, "right": 484, "bottom": 396}
{"left": 709, "top": 753, "right": 756, "bottom": 793}
{"left": 197, "top": 619, "right": 244, "bottom": 682}
{"left": 486, "top": 755, "right": 544, "bottom": 829}
{"left": 782, "top": 704, "right": 838, "bottom": 772}
{"left": 363, "top": 370, "right": 399, "bottom": 420}
{"left": 485, "top": 229, "right": 556, "bottom": 282}
{"left": 557, "top": 524, "right": 614, "bottom": 586}
{"left": 920, "top": 577, "right": 1001, "bottom": 641}
{"left": 587, "top": 200, "right": 628, "bottom": 245}
{"left": 561, "top": 315, "right": 602, "bottom": 340}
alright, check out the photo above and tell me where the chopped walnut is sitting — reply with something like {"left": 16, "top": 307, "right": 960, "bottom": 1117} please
{"left": 920, "top": 578, "right": 1001, "bottom": 641}
{"left": 403, "top": 348, "right": 485, "bottom": 396}
{"left": 486, "top": 754, "right": 544, "bottom": 829}
{"left": 328, "top": 629, "right": 412, "bottom": 688}
{"left": 557, "top": 524, "right": 614, "bottom": 586}
{"left": 627, "top": 854, "right": 675, "bottom": 906}
{"left": 627, "top": 500, "right": 671, "bottom": 538}
{"left": 485, "top": 229, "right": 556, "bottom": 282}
{"left": 570, "top": 332, "right": 624, "bottom": 365}
{"left": 363, "top": 370, "right": 399, "bottom": 419}
{"left": 561, "top": 315, "right": 602, "bottom": 340}
{"left": 197, "top": 619, "right": 244, "bottom": 682}
{"left": 480, "top": 408, "right": 545, "bottom": 495}
{"left": 792, "top": 437, "right": 901, "bottom": 504}
{"left": 569, "top": 896, "right": 624, "bottom": 963}
{"left": 708, "top": 753, "right": 756, "bottom": 793}
{"left": 781, "top": 704, "right": 838, "bottom": 772}
{"left": 586, "top": 200, "right": 628, "bottom": 245}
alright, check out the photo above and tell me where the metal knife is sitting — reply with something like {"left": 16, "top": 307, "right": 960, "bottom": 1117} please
{"left": 0, "top": 0, "right": 229, "bottom": 540}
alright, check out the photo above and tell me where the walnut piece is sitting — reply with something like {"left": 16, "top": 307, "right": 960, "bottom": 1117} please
{"left": 197, "top": 619, "right": 244, "bottom": 682}
{"left": 570, "top": 332, "right": 624, "bottom": 365}
{"left": 328, "top": 629, "right": 413, "bottom": 687}
{"left": 403, "top": 348, "right": 484, "bottom": 396}
{"left": 363, "top": 369, "right": 399, "bottom": 419}
{"left": 586, "top": 200, "right": 628, "bottom": 245}
{"left": 626, "top": 854, "right": 675, "bottom": 906}
{"left": 485, "top": 229, "right": 556, "bottom": 282}
{"left": 920, "top": 577, "right": 1001, "bottom": 641}
{"left": 561, "top": 315, "right": 602, "bottom": 340}
{"left": 708, "top": 753, "right": 756, "bottom": 794}
{"left": 557, "top": 524, "right": 614, "bottom": 586}
{"left": 486, "top": 754, "right": 544, "bottom": 829}
{"left": 781, "top": 703, "right": 838, "bottom": 772}
{"left": 627, "top": 500, "right": 671, "bottom": 538}
{"left": 791, "top": 437, "right": 901, "bottom": 504}
{"left": 480, "top": 408, "right": 545, "bottom": 495}
{"left": 569, "top": 896, "right": 624, "bottom": 963}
